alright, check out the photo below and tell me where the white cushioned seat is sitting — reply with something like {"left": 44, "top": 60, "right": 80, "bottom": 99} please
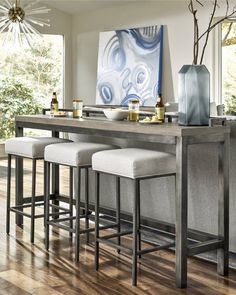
{"left": 44, "top": 142, "right": 118, "bottom": 166}
{"left": 92, "top": 148, "right": 176, "bottom": 179}
{"left": 5, "top": 137, "right": 70, "bottom": 158}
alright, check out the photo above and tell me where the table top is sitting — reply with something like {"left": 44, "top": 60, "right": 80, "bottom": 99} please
{"left": 15, "top": 115, "right": 230, "bottom": 144}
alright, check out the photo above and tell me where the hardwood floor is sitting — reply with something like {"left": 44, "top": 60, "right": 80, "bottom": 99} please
{"left": 0, "top": 158, "right": 236, "bottom": 294}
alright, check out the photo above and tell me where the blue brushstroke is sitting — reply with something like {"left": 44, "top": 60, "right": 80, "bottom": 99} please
{"left": 98, "top": 83, "right": 113, "bottom": 104}
{"left": 119, "top": 26, "right": 162, "bottom": 50}
{"left": 111, "top": 47, "right": 126, "bottom": 71}
{"left": 157, "top": 25, "right": 164, "bottom": 96}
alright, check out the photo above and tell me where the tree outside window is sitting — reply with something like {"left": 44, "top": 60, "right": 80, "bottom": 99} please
{"left": 0, "top": 34, "right": 63, "bottom": 141}
{"left": 222, "top": 22, "right": 236, "bottom": 114}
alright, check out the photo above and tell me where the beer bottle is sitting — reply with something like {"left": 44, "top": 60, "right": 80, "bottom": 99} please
{"left": 155, "top": 93, "right": 165, "bottom": 123}
{"left": 50, "top": 92, "right": 59, "bottom": 115}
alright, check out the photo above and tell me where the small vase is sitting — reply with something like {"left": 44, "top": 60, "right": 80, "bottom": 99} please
{"left": 178, "top": 64, "right": 210, "bottom": 126}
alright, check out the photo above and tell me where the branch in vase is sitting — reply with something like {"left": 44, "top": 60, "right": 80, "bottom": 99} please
{"left": 191, "top": 0, "right": 236, "bottom": 65}
{"left": 189, "top": 0, "right": 201, "bottom": 64}
{"left": 199, "top": 0, "right": 218, "bottom": 64}
{"left": 196, "top": 7, "right": 236, "bottom": 45}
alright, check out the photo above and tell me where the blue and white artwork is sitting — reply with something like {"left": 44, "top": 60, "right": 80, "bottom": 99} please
{"left": 96, "top": 25, "right": 164, "bottom": 106}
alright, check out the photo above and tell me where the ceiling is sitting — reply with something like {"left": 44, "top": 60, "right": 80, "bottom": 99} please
{"left": 41, "top": 0, "right": 146, "bottom": 15}
{"left": 20, "top": 0, "right": 232, "bottom": 15}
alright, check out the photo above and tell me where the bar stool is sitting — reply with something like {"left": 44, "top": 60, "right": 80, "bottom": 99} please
{"left": 92, "top": 148, "right": 176, "bottom": 286}
{"left": 5, "top": 136, "right": 69, "bottom": 243}
{"left": 44, "top": 142, "right": 118, "bottom": 262}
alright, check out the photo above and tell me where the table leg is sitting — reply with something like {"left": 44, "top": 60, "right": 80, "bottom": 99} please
{"left": 175, "top": 137, "right": 188, "bottom": 288}
{"left": 15, "top": 124, "right": 23, "bottom": 225}
{"left": 217, "top": 133, "right": 229, "bottom": 275}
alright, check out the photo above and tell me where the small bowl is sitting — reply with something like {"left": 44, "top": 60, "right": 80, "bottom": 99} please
{"left": 103, "top": 108, "right": 129, "bottom": 121}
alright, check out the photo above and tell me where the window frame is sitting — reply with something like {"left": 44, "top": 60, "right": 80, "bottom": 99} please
{"left": 213, "top": 18, "right": 236, "bottom": 105}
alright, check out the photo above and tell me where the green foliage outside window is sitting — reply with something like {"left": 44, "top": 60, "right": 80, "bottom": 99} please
{"left": 3, "top": 39, "right": 63, "bottom": 105}
{"left": 0, "top": 78, "right": 42, "bottom": 140}
{"left": 0, "top": 35, "right": 63, "bottom": 141}
{"left": 222, "top": 22, "right": 236, "bottom": 108}
{"left": 225, "top": 95, "right": 236, "bottom": 114}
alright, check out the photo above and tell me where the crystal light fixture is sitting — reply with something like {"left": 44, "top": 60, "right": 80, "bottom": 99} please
{"left": 0, "top": 0, "right": 50, "bottom": 47}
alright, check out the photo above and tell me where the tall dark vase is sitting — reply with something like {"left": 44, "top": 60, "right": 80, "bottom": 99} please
{"left": 178, "top": 64, "right": 210, "bottom": 126}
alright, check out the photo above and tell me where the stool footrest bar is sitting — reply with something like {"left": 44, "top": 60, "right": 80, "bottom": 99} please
{"left": 101, "top": 230, "right": 133, "bottom": 240}
{"left": 137, "top": 242, "right": 175, "bottom": 256}
{"left": 49, "top": 204, "right": 72, "bottom": 211}
{"left": 10, "top": 208, "right": 31, "bottom": 218}
{"left": 22, "top": 195, "right": 45, "bottom": 204}
{"left": 48, "top": 213, "right": 92, "bottom": 224}
{"left": 188, "top": 239, "right": 224, "bottom": 256}
{"left": 48, "top": 216, "right": 76, "bottom": 223}
{"left": 48, "top": 221, "right": 75, "bottom": 233}
{"left": 80, "top": 227, "right": 94, "bottom": 234}
{"left": 98, "top": 223, "right": 118, "bottom": 230}
{"left": 11, "top": 202, "right": 44, "bottom": 210}
{"left": 97, "top": 238, "right": 132, "bottom": 254}
{"left": 49, "top": 210, "right": 71, "bottom": 217}
{"left": 47, "top": 220, "right": 117, "bottom": 234}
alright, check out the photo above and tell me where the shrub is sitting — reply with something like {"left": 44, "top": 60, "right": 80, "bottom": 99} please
{"left": 0, "top": 77, "right": 42, "bottom": 140}
{"left": 225, "top": 94, "right": 236, "bottom": 115}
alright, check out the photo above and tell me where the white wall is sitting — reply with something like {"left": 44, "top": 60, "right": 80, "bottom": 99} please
{"left": 38, "top": 6, "right": 72, "bottom": 108}
{"left": 71, "top": 0, "right": 231, "bottom": 105}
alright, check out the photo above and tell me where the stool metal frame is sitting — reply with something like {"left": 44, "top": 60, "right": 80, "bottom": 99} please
{"left": 45, "top": 161, "right": 92, "bottom": 262}
{"left": 94, "top": 170, "right": 176, "bottom": 286}
{"left": 6, "top": 153, "right": 71, "bottom": 244}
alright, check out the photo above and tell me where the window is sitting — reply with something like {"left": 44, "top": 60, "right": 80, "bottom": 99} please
{"left": 214, "top": 20, "right": 236, "bottom": 113}
{"left": 221, "top": 21, "right": 236, "bottom": 113}
{"left": 0, "top": 34, "right": 64, "bottom": 141}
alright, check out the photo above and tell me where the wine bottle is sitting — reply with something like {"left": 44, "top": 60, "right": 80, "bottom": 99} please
{"left": 50, "top": 92, "right": 59, "bottom": 115}
{"left": 155, "top": 93, "right": 165, "bottom": 123}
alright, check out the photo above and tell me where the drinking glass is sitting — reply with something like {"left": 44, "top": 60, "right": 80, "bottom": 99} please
{"left": 73, "top": 99, "right": 83, "bottom": 118}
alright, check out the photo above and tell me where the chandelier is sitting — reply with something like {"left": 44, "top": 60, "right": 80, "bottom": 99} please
{"left": 0, "top": 0, "right": 50, "bottom": 47}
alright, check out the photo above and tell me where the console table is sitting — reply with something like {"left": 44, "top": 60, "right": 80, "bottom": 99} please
{"left": 14, "top": 115, "right": 230, "bottom": 288}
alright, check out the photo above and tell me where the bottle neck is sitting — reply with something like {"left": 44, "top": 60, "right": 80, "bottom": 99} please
{"left": 157, "top": 94, "right": 164, "bottom": 106}
{"left": 52, "top": 94, "right": 58, "bottom": 101}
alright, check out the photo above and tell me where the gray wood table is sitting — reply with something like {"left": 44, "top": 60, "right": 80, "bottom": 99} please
{"left": 14, "top": 115, "right": 230, "bottom": 288}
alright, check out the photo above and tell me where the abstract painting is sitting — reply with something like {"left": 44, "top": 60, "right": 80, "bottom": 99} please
{"left": 96, "top": 25, "right": 164, "bottom": 106}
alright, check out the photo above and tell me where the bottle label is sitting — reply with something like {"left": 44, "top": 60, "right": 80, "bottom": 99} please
{"left": 155, "top": 107, "right": 165, "bottom": 120}
{"left": 51, "top": 102, "right": 58, "bottom": 114}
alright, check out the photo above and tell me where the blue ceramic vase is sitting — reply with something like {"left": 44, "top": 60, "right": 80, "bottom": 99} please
{"left": 178, "top": 65, "right": 210, "bottom": 126}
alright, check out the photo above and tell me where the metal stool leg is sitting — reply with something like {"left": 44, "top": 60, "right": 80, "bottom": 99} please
{"left": 69, "top": 167, "right": 73, "bottom": 239}
{"left": 132, "top": 179, "right": 138, "bottom": 286}
{"left": 30, "top": 159, "right": 36, "bottom": 244}
{"left": 116, "top": 176, "right": 121, "bottom": 252}
{"left": 95, "top": 171, "right": 100, "bottom": 271}
{"left": 137, "top": 179, "right": 141, "bottom": 258}
{"left": 75, "top": 166, "right": 81, "bottom": 262}
{"left": 6, "top": 154, "right": 12, "bottom": 235}
{"left": 43, "top": 160, "right": 47, "bottom": 227}
{"left": 45, "top": 161, "right": 50, "bottom": 250}
{"left": 85, "top": 167, "right": 89, "bottom": 244}
{"left": 52, "top": 163, "right": 60, "bottom": 219}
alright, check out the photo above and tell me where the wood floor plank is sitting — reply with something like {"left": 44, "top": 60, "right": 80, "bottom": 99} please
{"left": 0, "top": 158, "right": 236, "bottom": 294}
{"left": 0, "top": 270, "right": 64, "bottom": 294}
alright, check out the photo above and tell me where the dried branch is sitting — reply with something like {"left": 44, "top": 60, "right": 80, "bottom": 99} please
{"left": 189, "top": 0, "right": 200, "bottom": 64}
{"left": 196, "top": 7, "right": 236, "bottom": 43}
{"left": 190, "top": 0, "right": 236, "bottom": 65}
{"left": 199, "top": 0, "right": 217, "bottom": 64}
{"left": 225, "top": 0, "right": 229, "bottom": 16}
{"left": 195, "top": 0, "right": 203, "bottom": 7}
